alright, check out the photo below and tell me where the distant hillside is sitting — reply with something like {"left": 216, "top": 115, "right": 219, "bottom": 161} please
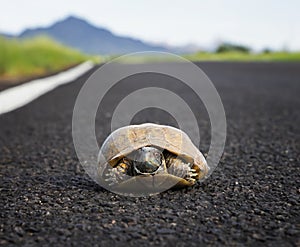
{"left": 12, "top": 16, "right": 170, "bottom": 55}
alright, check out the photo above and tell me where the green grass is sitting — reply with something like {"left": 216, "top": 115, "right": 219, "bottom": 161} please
{"left": 2, "top": 35, "right": 297, "bottom": 79}
{"left": 0, "top": 36, "right": 99, "bottom": 80}
{"left": 184, "top": 51, "right": 300, "bottom": 62}
{"left": 105, "top": 51, "right": 300, "bottom": 64}
{"left": 106, "top": 53, "right": 182, "bottom": 64}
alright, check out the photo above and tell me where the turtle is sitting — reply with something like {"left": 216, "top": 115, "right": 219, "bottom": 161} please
{"left": 97, "top": 123, "right": 209, "bottom": 194}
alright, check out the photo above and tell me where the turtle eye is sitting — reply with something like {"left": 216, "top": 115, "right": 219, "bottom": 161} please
{"left": 154, "top": 152, "right": 161, "bottom": 160}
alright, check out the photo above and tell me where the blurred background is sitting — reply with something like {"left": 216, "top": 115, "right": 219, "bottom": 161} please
{"left": 1, "top": 0, "right": 299, "bottom": 82}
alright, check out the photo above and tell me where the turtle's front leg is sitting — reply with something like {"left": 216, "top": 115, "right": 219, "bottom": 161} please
{"left": 104, "top": 158, "right": 131, "bottom": 187}
{"left": 167, "top": 157, "right": 198, "bottom": 184}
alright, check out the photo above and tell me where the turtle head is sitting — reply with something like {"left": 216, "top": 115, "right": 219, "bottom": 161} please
{"left": 132, "top": 147, "right": 165, "bottom": 175}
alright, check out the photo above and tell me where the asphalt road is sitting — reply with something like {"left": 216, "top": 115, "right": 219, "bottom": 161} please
{"left": 0, "top": 62, "right": 299, "bottom": 246}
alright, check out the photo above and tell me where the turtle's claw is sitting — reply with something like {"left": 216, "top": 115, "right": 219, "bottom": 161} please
{"left": 104, "top": 167, "right": 128, "bottom": 187}
{"left": 168, "top": 162, "right": 197, "bottom": 181}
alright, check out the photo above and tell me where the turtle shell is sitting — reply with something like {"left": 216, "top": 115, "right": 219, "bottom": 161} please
{"left": 98, "top": 123, "right": 209, "bottom": 184}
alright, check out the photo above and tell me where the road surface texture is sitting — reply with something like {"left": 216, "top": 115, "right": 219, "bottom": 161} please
{"left": 0, "top": 62, "right": 299, "bottom": 246}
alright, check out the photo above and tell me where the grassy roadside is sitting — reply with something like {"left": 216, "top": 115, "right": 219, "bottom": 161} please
{"left": 0, "top": 36, "right": 99, "bottom": 81}
{"left": 106, "top": 51, "right": 300, "bottom": 64}
{"left": 1, "top": 35, "right": 298, "bottom": 81}
{"left": 184, "top": 51, "right": 300, "bottom": 62}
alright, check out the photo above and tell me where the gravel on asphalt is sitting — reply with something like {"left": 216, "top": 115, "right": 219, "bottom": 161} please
{"left": 0, "top": 62, "right": 299, "bottom": 246}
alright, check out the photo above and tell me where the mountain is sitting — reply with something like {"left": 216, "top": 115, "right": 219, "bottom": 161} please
{"left": 12, "top": 16, "right": 170, "bottom": 55}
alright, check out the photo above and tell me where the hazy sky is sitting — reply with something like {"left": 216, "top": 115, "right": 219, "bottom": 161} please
{"left": 2, "top": 0, "right": 299, "bottom": 50}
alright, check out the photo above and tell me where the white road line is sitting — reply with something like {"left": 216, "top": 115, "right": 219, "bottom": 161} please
{"left": 0, "top": 61, "right": 94, "bottom": 115}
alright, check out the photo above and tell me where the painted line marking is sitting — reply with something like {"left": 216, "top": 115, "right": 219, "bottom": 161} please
{"left": 0, "top": 61, "right": 94, "bottom": 115}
